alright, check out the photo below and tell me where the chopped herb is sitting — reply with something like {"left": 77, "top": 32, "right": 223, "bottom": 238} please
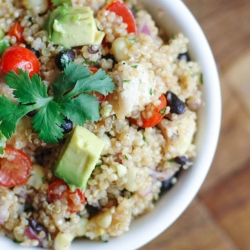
{"left": 24, "top": 203, "right": 32, "bottom": 211}
{"left": 0, "top": 62, "right": 115, "bottom": 144}
{"left": 99, "top": 236, "right": 108, "bottom": 243}
{"left": 168, "top": 159, "right": 175, "bottom": 163}
{"left": 82, "top": 59, "right": 98, "bottom": 66}
{"left": 124, "top": 155, "right": 129, "bottom": 160}
{"left": 127, "top": 195, "right": 131, "bottom": 199}
{"left": 88, "top": 61, "right": 98, "bottom": 66}
{"left": 131, "top": 65, "right": 138, "bottom": 69}
{"left": 171, "top": 34, "right": 175, "bottom": 40}
{"left": 128, "top": 38, "right": 136, "bottom": 44}
{"left": 13, "top": 239, "right": 23, "bottom": 244}
{"left": 159, "top": 108, "right": 166, "bottom": 115}
{"left": 41, "top": 176, "right": 46, "bottom": 183}
{"left": 0, "top": 40, "right": 10, "bottom": 57}
{"left": 131, "top": 6, "right": 139, "bottom": 13}
{"left": 142, "top": 135, "right": 147, "bottom": 143}
{"left": 149, "top": 88, "right": 153, "bottom": 95}
{"left": 122, "top": 80, "right": 130, "bottom": 83}
{"left": 200, "top": 73, "right": 204, "bottom": 84}
{"left": 96, "top": 164, "right": 101, "bottom": 169}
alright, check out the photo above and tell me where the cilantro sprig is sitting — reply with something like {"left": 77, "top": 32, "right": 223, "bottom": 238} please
{"left": 0, "top": 63, "right": 115, "bottom": 144}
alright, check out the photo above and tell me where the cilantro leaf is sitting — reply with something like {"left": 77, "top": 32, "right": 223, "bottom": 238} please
{"left": 5, "top": 70, "right": 49, "bottom": 105}
{"left": 51, "top": 73, "right": 74, "bottom": 102}
{"left": 52, "top": 0, "right": 72, "bottom": 7}
{"left": 65, "top": 69, "right": 115, "bottom": 98}
{"left": 60, "top": 94, "right": 100, "bottom": 125}
{"left": 0, "top": 62, "right": 115, "bottom": 144}
{"left": 0, "top": 96, "right": 32, "bottom": 138}
{"left": 64, "top": 62, "right": 91, "bottom": 83}
{"left": 32, "top": 101, "right": 65, "bottom": 144}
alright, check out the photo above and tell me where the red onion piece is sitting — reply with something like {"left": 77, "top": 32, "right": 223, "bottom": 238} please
{"left": 148, "top": 168, "right": 175, "bottom": 181}
{"left": 139, "top": 186, "right": 152, "bottom": 197}
{"left": 25, "top": 227, "right": 42, "bottom": 246}
{"left": 188, "top": 101, "right": 200, "bottom": 110}
{"left": 140, "top": 24, "right": 151, "bottom": 36}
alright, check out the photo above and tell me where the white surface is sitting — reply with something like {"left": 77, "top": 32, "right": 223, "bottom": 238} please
{"left": 2, "top": 0, "right": 221, "bottom": 249}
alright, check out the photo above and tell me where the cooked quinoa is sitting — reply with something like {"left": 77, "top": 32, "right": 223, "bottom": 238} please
{"left": 0, "top": 0, "right": 202, "bottom": 249}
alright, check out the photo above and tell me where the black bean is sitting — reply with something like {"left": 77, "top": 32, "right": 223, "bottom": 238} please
{"left": 28, "top": 218, "right": 48, "bottom": 234}
{"left": 61, "top": 119, "right": 73, "bottom": 133}
{"left": 160, "top": 169, "right": 182, "bottom": 194}
{"left": 160, "top": 178, "right": 172, "bottom": 192}
{"left": 177, "top": 52, "right": 190, "bottom": 62}
{"left": 166, "top": 91, "right": 186, "bottom": 114}
{"left": 174, "top": 156, "right": 189, "bottom": 166}
{"left": 88, "top": 45, "right": 99, "bottom": 54}
{"left": 55, "top": 49, "right": 76, "bottom": 70}
{"left": 26, "top": 44, "right": 40, "bottom": 58}
{"left": 86, "top": 204, "right": 101, "bottom": 217}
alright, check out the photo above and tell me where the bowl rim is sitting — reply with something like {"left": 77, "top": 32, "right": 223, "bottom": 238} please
{"left": 1, "top": 0, "right": 221, "bottom": 249}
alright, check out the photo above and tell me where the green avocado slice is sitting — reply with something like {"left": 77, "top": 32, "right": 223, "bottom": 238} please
{"left": 45, "top": 6, "right": 105, "bottom": 48}
{"left": 54, "top": 125, "right": 105, "bottom": 191}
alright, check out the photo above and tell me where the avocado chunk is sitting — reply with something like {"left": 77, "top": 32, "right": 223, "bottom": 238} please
{"left": 54, "top": 126, "right": 105, "bottom": 191}
{"left": 45, "top": 6, "right": 105, "bottom": 48}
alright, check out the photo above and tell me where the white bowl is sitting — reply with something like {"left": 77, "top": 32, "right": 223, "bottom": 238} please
{"left": 2, "top": 0, "right": 221, "bottom": 249}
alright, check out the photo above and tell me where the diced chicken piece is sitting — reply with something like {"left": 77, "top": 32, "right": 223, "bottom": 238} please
{"left": 158, "top": 110, "right": 197, "bottom": 158}
{"left": 108, "top": 62, "right": 155, "bottom": 119}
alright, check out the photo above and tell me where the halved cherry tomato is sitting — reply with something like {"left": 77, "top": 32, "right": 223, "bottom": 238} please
{"left": 48, "top": 179, "right": 85, "bottom": 213}
{"left": 8, "top": 22, "right": 25, "bottom": 43}
{"left": 131, "top": 94, "right": 167, "bottom": 128}
{"left": 0, "top": 146, "right": 33, "bottom": 188}
{"left": 0, "top": 46, "right": 40, "bottom": 77}
{"left": 105, "top": 1, "right": 137, "bottom": 34}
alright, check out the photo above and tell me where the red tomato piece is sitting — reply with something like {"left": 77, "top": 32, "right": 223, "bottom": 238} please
{"left": 8, "top": 22, "right": 25, "bottom": 43}
{"left": 0, "top": 46, "right": 40, "bottom": 77}
{"left": 105, "top": 1, "right": 137, "bottom": 34}
{"left": 141, "top": 94, "right": 167, "bottom": 128}
{"left": 130, "top": 94, "right": 167, "bottom": 128}
{"left": 88, "top": 66, "right": 99, "bottom": 74}
{"left": 48, "top": 179, "right": 85, "bottom": 213}
{"left": 0, "top": 146, "right": 33, "bottom": 188}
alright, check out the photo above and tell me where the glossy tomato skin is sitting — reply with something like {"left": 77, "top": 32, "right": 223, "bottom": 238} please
{"left": 88, "top": 66, "right": 99, "bottom": 74}
{"left": 48, "top": 179, "right": 85, "bottom": 213}
{"left": 0, "top": 146, "right": 33, "bottom": 188}
{"left": 130, "top": 94, "right": 167, "bottom": 128}
{"left": 8, "top": 22, "right": 25, "bottom": 43}
{"left": 106, "top": 1, "right": 137, "bottom": 34}
{"left": 141, "top": 94, "right": 167, "bottom": 128}
{"left": 0, "top": 46, "right": 40, "bottom": 77}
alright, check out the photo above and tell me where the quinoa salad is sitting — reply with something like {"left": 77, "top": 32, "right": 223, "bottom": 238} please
{"left": 0, "top": 0, "right": 202, "bottom": 249}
